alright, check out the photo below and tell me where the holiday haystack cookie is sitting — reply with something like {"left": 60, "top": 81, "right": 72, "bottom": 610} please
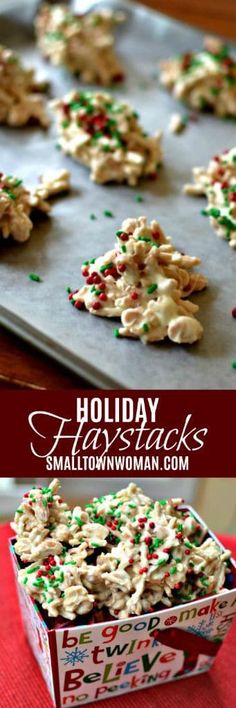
{"left": 0, "top": 45, "right": 49, "bottom": 128}
{"left": 70, "top": 216, "right": 207, "bottom": 345}
{"left": 12, "top": 479, "right": 231, "bottom": 621}
{"left": 52, "top": 91, "right": 162, "bottom": 185}
{"left": 35, "top": 4, "right": 125, "bottom": 86}
{"left": 160, "top": 36, "right": 236, "bottom": 117}
{"left": 184, "top": 146, "right": 236, "bottom": 248}
{"left": 0, "top": 169, "right": 70, "bottom": 242}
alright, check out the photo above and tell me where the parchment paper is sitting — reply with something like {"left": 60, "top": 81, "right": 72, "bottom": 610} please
{"left": 0, "top": 1, "right": 235, "bottom": 389}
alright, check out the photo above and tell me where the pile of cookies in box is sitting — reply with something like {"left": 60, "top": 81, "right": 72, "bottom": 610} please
{"left": 12, "top": 479, "right": 231, "bottom": 623}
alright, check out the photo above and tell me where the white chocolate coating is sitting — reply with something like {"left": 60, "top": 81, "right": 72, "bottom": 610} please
{"left": 14, "top": 480, "right": 231, "bottom": 621}
{"left": 168, "top": 113, "right": 186, "bottom": 134}
{"left": 184, "top": 146, "right": 236, "bottom": 248}
{"left": 0, "top": 169, "right": 70, "bottom": 242}
{"left": 35, "top": 5, "right": 125, "bottom": 86}
{"left": 0, "top": 45, "right": 49, "bottom": 128}
{"left": 52, "top": 91, "right": 162, "bottom": 185}
{"left": 160, "top": 36, "right": 236, "bottom": 117}
{"left": 71, "top": 216, "right": 207, "bottom": 344}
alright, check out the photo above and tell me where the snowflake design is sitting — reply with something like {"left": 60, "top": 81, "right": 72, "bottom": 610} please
{"left": 187, "top": 614, "right": 216, "bottom": 638}
{"left": 61, "top": 648, "right": 89, "bottom": 667}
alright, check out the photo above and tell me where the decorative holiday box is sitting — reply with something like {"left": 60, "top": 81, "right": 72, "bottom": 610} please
{"left": 10, "top": 507, "right": 236, "bottom": 708}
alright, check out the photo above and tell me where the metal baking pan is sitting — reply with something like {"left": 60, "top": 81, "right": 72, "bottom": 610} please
{"left": 0, "top": 0, "right": 235, "bottom": 389}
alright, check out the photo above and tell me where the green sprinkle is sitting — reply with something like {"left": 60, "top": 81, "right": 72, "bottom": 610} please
{"left": 100, "top": 262, "right": 113, "bottom": 272}
{"left": 23, "top": 577, "right": 28, "bottom": 584}
{"left": 208, "top": 207, "right": 221, "bottom": 218}
{"left": 116, "top": 230, "right": 123, "bottom": 236}
{"left": 170, "top": 566, "right": 177, "bottom": 575}
{"left": 12, "top": 179, "right": 23, "bottom": 188}
{"left": 69, "top": 101, "right": 83, "bottom": 112}
{"left": 156, "top": 558, "right": 166, "bottom": 567}
{"left": 103, "top": 210, "right": 114, "bottom": 218}
{"left": 143, "top": 323, "right": 149, "bottom": 333}
{"left": 184, "top": 540, "right": 192, "bottom": 549}
{"left": 28, "top": 273, "right": 42, "bottom": 283}
{"left": 46, "top": 31, "right": 64, "bottom": 41}
{"left": 232, "top": 361, "right": 236, "bottom": 369}
{"left": 7, "top": 56, "right": 18, "bottom": 64}
{"left": 137, "top": 236, "right": 159, "bottom": 247}
{"left": 147, "top": 283, "right": 157, "bottom": 295}
{"left": 64, "top": 560, "right": 77, "bottom": 566}
{"left": 27, "top": 565, "right": 40, "bottom": 574}
{"left": 61, "top": 119, "right": 70, "bottom": 129}
{"left": 74, "top": 517, "right": 84, "bottom": 527}
{"left": 102, "top": 145, "right": 110, "bottom": 152}
{"left": 158, "top": 500, "right": 167, "bottom": 506}
{"left": 121, "top": 245, "right": 127, "bottom": 253}
{"left": 16, "top": 509, "right": 23, "bottom": 514}
{"left": 201, "top": 577, "right": 209, "bottom": 587}
{"left": 135, "top": 195, "right": 143, "bottom": 202}
{"left": 33, "top": 578, "right": 45, "bottom": 587}
{"left": 90, "top": 213, "right": 96, "bottom": 220}
{"left": 128, "top": 502, "right": 137, "bottom": 509}
{"left": 134, "top": 532, "right": 141, "bottom": 544}
{"left": 153, "top": 538, "right": 163, "bottom": 548}
{"left": 2, "top": 187, "right": 17, "bottom": 200}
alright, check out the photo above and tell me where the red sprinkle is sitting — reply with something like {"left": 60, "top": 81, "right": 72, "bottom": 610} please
{"left": 148, "top": 172, "right": 158, "bottom": 180}
{"left": 119, "top": 233, "right": 129, "bottom": 242}
{"left": 82, "top": 267, "right": 89, "bottom": 277}
{"left": 164, "top": 572, "right": 170, "bottom": 578}
{"left": 92, "top": 301, "right": 102, "bottom": 310}
{"left": 147, "top": 553, "right": 152, "bottom": 560}
{"left": 99, "top": 293, "right": 107, "bottom": 301}
{"left": 138, "top": 517, "right": 147, "bottom": 523}
{"left": 74, "top": 300, "right": 83, "bottom": 309}
{"left": 128, "top": 558, "right": 134, "bottom": 564}
{"left": 185, "top": 549, "right": 191, "bottom": 555}
{"left": 232, "top": 307, "right": 236, "bottom": 318}
{"left": 176, "top": 532, "right": 183, "bottom": 539}
{"left": 131, "top": 291, "right": 138, "bottom": 300}
{"left": 112, "top": 72, "right": 125, "bottom": 82}
{"left": 104, "top": 268, "right": 117, "bottom": 277}
{"left": 152, "top": 553, "right": 159, "bottom": 559}
{"left": 139, "top": 567, "right": 148, "bottom": 574}
{"left": 144, "top": 536, "right": 152, "bottom": 545}
{"left": 174, "top": 582, "right": 182, "bottom": 590}
{"left": 86, "top": 276, "right": 94, "bottom": 285}
{"left": 118, "top": 264, "right": 126, "bottom": 272}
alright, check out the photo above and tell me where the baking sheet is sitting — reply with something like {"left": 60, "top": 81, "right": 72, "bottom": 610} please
{"left": 0, "top": 1, "right": 235, "bottom": 389}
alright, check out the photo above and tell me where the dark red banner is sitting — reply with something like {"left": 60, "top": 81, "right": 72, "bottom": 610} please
{"left": 0, "top": 390, "right": 235, "bottom": 476}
